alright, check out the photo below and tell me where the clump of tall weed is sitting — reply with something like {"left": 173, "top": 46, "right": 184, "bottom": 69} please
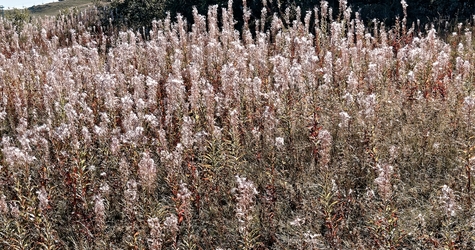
{"left": 1, "top": 0, "right": 475, "bottom": 249}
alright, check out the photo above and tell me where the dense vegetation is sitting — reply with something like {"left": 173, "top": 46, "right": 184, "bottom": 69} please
{"left": 108, "top": 0, "right": 475, "bottom": 32}
{"left": 1, "top": 0, "right": 475, "bottom": 249}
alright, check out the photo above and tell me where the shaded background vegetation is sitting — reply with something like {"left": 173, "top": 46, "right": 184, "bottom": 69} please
{"left": 107, "top": 0, "right": 475, "bottom": 32}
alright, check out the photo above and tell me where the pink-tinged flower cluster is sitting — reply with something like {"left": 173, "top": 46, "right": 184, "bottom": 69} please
{"left": 235, "top": 175, "right": 258, "bottom": 234}
{"left": 374, "top": 163, "right": 394, "bottom": 201}
{"left": 138, "top": 151, "right": 157, "bottom": 190}
{"left": 147, "top": 217, "right": 163, "bottom": 250}
{"left": 0, "top": 0, "right": 474, "bottom": 248}
{"left": 440, "top": 185, "right": 458, "bottom": 217}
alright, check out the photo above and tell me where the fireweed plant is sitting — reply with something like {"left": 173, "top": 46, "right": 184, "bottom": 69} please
{"left": 1, "top": 0, "right": 475, "bottom": 249}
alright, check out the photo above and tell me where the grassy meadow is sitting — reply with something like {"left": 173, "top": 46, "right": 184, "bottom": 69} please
{"left": 1, "top": 1, "right": 475, "bottom": 249}
{"left": 2, "top": 0, "right": 105, "bottom": 17}
{"left": 27, "top": 0, "right": 98, "bottom": 16}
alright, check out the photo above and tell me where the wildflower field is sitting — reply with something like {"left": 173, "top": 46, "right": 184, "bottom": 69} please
{"left": 1, "top": 0, "right": 475, "bottom": 249}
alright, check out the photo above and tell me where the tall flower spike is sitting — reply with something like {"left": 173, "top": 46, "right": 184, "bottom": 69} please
{"left": 374, "top": 163, "right": 394, "bottom": 201}
{"left": 163, "top": 214, "right": 178, "bottom": 239}
{"left": 0, "top": 195, "right": 7, "bottom": 215}
{"left": 317, "top": 129, "right": 333, "bottom": 167}
{"left": 138, "top": 152, "right": 157, "bottom": 190}
{"left": 235, "top": 175, "right": 258, "bottom": 234}
{"left": 440, "top": 185, "right": 458, "bottom": 217}
{"left": 94, "top": 194, "right": 106, "bottom": 229}
{"left": 37, "top": 187, "right": 49, "bottom": 212}
{"left": 124, "top": 179, "right": 137, "bottom": 217}
{"left": 147, "top": 217, "right": 163, "bottom": 250}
